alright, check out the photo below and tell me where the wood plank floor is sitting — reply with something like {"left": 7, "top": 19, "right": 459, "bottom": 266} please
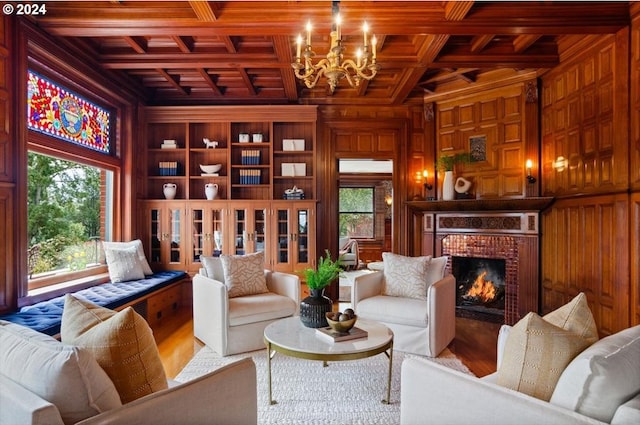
{"left": 154, "top": 307, "right": 501, "bottom": 379}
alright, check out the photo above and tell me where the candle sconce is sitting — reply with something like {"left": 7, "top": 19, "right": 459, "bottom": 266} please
{"left": 415, "top": 170, "right": 435, "bottom": 200}
{"left": 526, "top": 159, "right": 537, "bottom": 184}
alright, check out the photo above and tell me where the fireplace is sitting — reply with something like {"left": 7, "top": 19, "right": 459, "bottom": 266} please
{"left": 453, "top": 256, "right": 506, "bottom": 323}
{"left": 415, "top": 199, "right": 554, "bottom": 325}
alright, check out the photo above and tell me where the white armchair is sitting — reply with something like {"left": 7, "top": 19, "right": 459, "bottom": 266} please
{"left": 192, "top": 260, "right": 299, "bottom": 356}
{"left": 352, "top": 271, "right": 456, "bottom": 357}
{"left": 339, "top": 237, "right": 360, "bottom": 270}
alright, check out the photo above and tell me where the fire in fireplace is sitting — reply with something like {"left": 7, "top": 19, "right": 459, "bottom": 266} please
{"left": 452, "top": 256, "right": 506, "bottom": 323}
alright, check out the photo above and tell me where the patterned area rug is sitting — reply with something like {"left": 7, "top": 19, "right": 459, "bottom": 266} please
{"left": 175, "top": 346, "right": 473, "bottom": 425}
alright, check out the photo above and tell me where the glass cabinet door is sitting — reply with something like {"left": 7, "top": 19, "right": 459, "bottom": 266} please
{"left": 191, "top": 208, "right": 205, "bottom": 262}
{"left": 253, "top": 207, "right": 267, "bottom": 253}
{"left": 274, "top": 208, "right": 290, "bottom": 267}
{"left": 295, "top": 207, "right": 310, "bottom": 265}
{"left": 232, "top": 208, "right": 247, "bottom": 255}
{"left": 190, "top": 205, "right": 226, "bottom": 265}
{"left": 168, "top": 207, "right": 182, "bottom": 264}
{"left": 149, "top": 208, "right": 162, "bottom": 264}
{"left": 210, "top": 209, "right": 225, "bottom": 256}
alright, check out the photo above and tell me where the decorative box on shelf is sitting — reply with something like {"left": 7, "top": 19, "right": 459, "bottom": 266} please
{"left": 282, "top": 139, "right": 305, "bottom": 151}
{"left": 281, "top": 163, "right": 306, "bottom": 177}
{"left": 239, "top": 133, "right": 250, "bottom": 143}
{"left": 283, "top": 186, "right": 305, "bottom": 199}
{"left": 161, "top": 139, "right": 178, "bottom": 149}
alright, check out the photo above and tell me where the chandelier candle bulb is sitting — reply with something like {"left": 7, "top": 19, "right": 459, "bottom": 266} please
{"left": 363, "top": 22, "right": 369, "bottom": 46}
{"left": 296, "top": 35, "right": 302, "bottom": 60}
{"left": 372, "top": 35, "right": 377, "bottom": 59}
{"left": 306, "top": 20, "right": 312, "bottom": 46}
{"left": 335, "top": 14, "right": 341, "bottom": 40}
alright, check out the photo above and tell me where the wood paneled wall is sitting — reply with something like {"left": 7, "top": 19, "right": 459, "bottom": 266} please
{"left": 433, "top": 81, "right": 539, "bottom": 199}
{"left": 0, "top": 17, "right": 15, "bottom": 313}
{"left": 540, "top": 27, "right": 635, "bottom": 334}
{"left": 630, "top": 4, "right": 640, "bottom": 328}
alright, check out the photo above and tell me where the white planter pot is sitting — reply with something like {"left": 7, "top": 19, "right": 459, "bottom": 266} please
{"left": 163, "top": 183, "right": 177, "bottom": 200}
{"left": 205, "top": 183, "right": 218, "bottom": 200}
{"left": 442, "top": 171, "right": 455, "bottom": 201}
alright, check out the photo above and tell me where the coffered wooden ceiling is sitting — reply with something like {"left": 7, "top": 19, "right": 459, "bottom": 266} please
{"left": 29, "top": 1, "right": 630, "bottom": 106}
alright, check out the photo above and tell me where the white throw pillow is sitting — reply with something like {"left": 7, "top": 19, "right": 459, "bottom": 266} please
{"left": 200, "top": 255, "right": 224, "bottom": 281}
{"left": 220, "top": 251, "right": 268, "bottom": 298}
{"left": 103, "top": 245, "right": 146, "bottom": 283}
{"left": 0, "top": 320, "right": 121, "bottom": 425}
{"left": 550, "top": 325, "right": 640, "bottom": 423}
{"left": 102, "top": 239, "right": 153, "bottom": 275}
{"left": 426, "top": 255, "right": 448, "bottom": 287}
{"left": 381, "top": 252, "right": 431, "bottom": 300}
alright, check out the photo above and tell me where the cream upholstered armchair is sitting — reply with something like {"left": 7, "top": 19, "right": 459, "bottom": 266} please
{"left": 193, "top": 253, "right": 299, "bottom": 356}
{"left": 352, "top": 253, "right": 455, "bottom": 357}
{"left": 339, "top": 237, "right": 360, "bottom": 270}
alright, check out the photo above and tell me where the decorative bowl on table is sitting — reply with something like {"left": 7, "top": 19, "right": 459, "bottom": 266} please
{"left": 325, "top": 310, "right": 357, "bottom": 333}
{"left": 200, "top": 164, "right": 222, "bottom": 174}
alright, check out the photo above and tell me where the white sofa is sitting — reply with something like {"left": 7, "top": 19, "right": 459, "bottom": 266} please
{"left": 352, "top": 271, "right": 456, "bottom": 357}
{"left": 0, "top": 320, "right": 257, "bottom": 425}
{"left": 192, "top": 262, "right": 299, "bottom": 356}
{"left": 400, "top": 325, "right": 640, "bottom": 425}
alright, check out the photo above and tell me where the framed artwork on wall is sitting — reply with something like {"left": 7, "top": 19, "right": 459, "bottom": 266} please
{"left": 469, "top": 135, "right": 487, "bottom": 162}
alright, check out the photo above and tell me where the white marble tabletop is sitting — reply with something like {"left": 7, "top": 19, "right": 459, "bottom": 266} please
{"left": 264, "top": 317, "right": 393, "bottom": 355}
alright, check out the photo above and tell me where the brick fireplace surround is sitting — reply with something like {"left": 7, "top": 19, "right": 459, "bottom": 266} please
{"left": 413, "top": 198, "right": 553, "bottom": 325}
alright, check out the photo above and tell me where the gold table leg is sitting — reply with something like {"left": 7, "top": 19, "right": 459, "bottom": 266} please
{"left": 382, "top": 341, "right": 393, "bottom": 404}
{"left": 267, "top": 341, "right": 277, "bottom": 405}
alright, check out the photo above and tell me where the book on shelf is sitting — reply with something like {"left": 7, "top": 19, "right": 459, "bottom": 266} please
{"left": 315, "top": 326, "right": 368, "bottom": 343}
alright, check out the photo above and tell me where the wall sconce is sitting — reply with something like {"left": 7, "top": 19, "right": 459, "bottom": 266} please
{"left": 415, "top": 169, "right": 434, "bottom": 200}
{"left": 526, "top": 159, "right": 536, "bottom": 184}
{"left": 385, "top": 195, "right": 392, "bottom": 206}
{"left": 553, "top": 156, "right": 568, "bottom": 172}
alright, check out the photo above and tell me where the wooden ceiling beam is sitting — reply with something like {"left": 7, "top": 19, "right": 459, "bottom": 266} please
{"left": 188, "top": 1, "right": 218, "bottom": 22}
{"left": 197, "top": 68, "right": 223, "bottom": 96}
{"left": 470, "top": 35, "right": 494, "bottom": 53}
{"left": 156, "top": 68, "right": 190, "bottom": 95}
{"left": 171, "top": 36, "right": 194, "bottom": 53}
{"left": 513, "top": 34, "right": 542, "bottom": 53}
{"left": 443, "top": 1, "right": 474, "bottom": 21}
{"left": 237, "top": 69, "right": 257, "bottom": 96}
{"left": 123, "top": 36, "right": 147, "bottom": 53}
{"left": 272, "top": 35, "right": 299, "bottom": 101}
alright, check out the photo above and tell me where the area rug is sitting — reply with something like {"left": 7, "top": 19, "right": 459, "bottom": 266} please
{"left": 175, "top": 346, "right": 473, "bottom": 425}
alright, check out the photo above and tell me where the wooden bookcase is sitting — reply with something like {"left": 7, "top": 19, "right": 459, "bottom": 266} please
{"left": 138, "top": 106, "right": 318, "bottom": 273}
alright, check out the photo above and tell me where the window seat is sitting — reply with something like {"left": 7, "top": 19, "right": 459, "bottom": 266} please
{"left": 0, "top": 270, "right": 189, "bottom": 337}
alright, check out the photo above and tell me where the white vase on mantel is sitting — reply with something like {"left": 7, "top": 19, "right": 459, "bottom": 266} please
{"left": 442, "top": 171, "right": 455, "bottom": 201}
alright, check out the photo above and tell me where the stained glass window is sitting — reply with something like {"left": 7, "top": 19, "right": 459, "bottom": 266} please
{"left": 27, "top": 70, "right": 111, "bottom": 154}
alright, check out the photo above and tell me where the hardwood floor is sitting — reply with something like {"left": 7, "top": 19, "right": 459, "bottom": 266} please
{"left": 154, "top": 307, "right": 501, "bottom": 379}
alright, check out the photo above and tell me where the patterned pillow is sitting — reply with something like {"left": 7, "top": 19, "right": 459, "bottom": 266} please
{"left": 220, "top": 251, "right": 268, "bottom": 298}
{"left": 103, "top": 245, "right": 146, "bottom": 283}
{"left": 543, "top": 292, "right": 599, "bottom": 345}
{"left": 61, "top": 295, "right": 168, "bottom": 404}
{"left": 496, "top": 293, "right": 598, "bottom": 401}
{"left": 102, "top": 239, "right": 153, "bottom": 275}
{"left": 381, "top": 252, "right": 431, "bottom": 300}
{"left": 496, "top": 312, "right": 592, "bottom": 401}
{"left": 425, "top": 255, "right": 448, "bottom": 287}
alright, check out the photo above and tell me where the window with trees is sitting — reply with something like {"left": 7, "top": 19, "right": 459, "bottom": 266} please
{"left": 26, "top": 71, "right": 117, "bottom": 291}
{"left": 339, "top": 187, "right": 374, "bottom": 239}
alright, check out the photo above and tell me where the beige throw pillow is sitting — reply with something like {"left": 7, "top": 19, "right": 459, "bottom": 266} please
{"left": 103, "top": 239, "right": 153, "bottom": 275}
{"left": 496, "top": 293, "right": 598, "bottom": 401}
{"left": 61, "top": 295, "right": 168, "bottom": 404}
{"left": 543, "top": 292, "right": 599, "bottom": 345}
{"left": 496, "top": 312, "right": 592, "bottom": 401}
{"left": 220, "top": 251, "right": 268, "bottom": 298}
{"left": 381, "top": 252, "right": 431, "bottom": 300}
{"left": 103, "top": 245, "right": 145, "bottom": 283}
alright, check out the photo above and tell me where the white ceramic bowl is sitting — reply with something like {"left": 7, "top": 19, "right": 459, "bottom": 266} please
{"left": 200, "top": 164, "right": 222, "bottom": 174}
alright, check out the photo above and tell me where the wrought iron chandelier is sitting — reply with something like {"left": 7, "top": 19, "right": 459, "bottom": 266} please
{"left": 292, "top": 2, "right": 379, "bottom": 93}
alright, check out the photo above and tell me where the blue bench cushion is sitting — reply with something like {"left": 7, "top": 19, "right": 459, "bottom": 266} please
{"left": 0, "top": 271, "right": 187, "bottom": 336}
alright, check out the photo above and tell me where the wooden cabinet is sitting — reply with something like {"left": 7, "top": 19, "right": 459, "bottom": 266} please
{"left": 140, "top": 201, "right": 187, "bottom": 270}
{"left": 139, "top": 106, "right": 318, "bottom": 273}
{"left": 270, "top": 201, "right": 315, "bottom": 272}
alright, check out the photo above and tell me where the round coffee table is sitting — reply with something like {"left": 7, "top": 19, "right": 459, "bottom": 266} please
{"left": 263, "top": 317, "right": 394, "bottom": 405}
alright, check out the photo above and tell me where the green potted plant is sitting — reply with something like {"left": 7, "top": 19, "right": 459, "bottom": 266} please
{"left": 300, "top": 250, "right": 344, "bottom": 328}
{"left": 437, "top": 152, "right": 470, "bottom": 200}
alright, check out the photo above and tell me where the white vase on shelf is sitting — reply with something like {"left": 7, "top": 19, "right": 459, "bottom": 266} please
{"left": 442, "top": 171, "right": 455, "bottom": 201}
{"left": 205, "top": 183, "right": 218, "bottom": 200}
{"left": 163, "top": 183, "right": 177, "bottom": 200}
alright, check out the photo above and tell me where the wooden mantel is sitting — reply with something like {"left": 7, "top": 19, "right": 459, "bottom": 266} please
{"left": 406, "top": 197, "right": 555, "bottom": 213}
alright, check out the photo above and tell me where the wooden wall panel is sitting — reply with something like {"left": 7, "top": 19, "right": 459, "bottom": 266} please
{"left": 632, "top": 7, "right": 640, "bottom": 191}
{"left": 541, "top": 33, "right": 628, "bottom": 197}
{"left": 434, "top": 82, "right": 536, "bottom": 199}
{"left": 541, "top": 195, "right": 629, "bottom": 336}
{"left": 631, "top": 192, "right": 640, "bottom": 327}
{"left": 0, "top": 17, "right": 14, "bottom": 313}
